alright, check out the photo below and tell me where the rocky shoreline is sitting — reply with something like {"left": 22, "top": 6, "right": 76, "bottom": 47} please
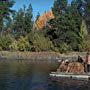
{"left": 0, "top": 51, "right": 88, "bottom": 61}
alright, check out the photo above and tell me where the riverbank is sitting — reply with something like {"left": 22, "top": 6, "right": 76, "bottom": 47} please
{"left": 0, "top": 51, "right": 88, "bottom": 61}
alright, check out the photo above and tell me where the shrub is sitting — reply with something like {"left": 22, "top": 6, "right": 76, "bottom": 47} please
{"left": 0, "top": 46, "right": 2, "bottom": 51}
{"left": 0, "top": 35, "right": 14, "bottom": 50}
{"left": 28, "top": 31, "right": 54, "bottom": 51}
{"left": 9, "top": 40, "right": 18, "bottom": 51}
{"left": 58, "top": 43, "right": 71, "bottom": 53}
{"left": 18, "top": 36, "right": 30, "bottom": 51}
{"left": 83, "top": 35, "right": 90, "bottom": 51}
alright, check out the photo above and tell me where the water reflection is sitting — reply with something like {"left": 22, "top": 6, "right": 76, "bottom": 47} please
{"left": 0, "top": 60, "right": 89, "bottom": 90}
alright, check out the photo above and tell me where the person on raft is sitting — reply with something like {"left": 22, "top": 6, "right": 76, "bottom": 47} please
{"left": 85, "top": 52, "right": 90, "bottom": 73}
{"left": 77, "top": 52, "right": 90, "bottom": 73}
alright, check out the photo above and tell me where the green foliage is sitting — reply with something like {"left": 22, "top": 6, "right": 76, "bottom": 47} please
{"left": 28, "top": 31, "right": 54, "bottom": 51}
{"left": 0, "top": 0, "right": 15, "bottom": 31}
{"left": 85, "top": 0, "right": 90, "bottom": 33}
{"left": 80, "top": 20, "right": 88, "bottom": 37}
{"left": 18, "top": 36, "right": 30, "bottom": 51}
{"left": 44, "top": 0, "right": 88, "bottom": 52}
{"left": 0, "top": 35, "right": 14, "bottom": 50}
{"left": 13, "top": 4, "right": 33, "bottom": 37}
{"left": 0, "top": 46, "right": 2, "bottom": 51}
{"left": 9, "top": 40, "right": 18, "bottom": 51}
{"left": 52, "top": 0, "right": 61, "bottom": 17}
{"left": 59, "top": 0, "right": 68, "bottom": 11}
{"left": 52, "top": 0, "right": 68, "bottom": 17}
{"left": 13, "top": 8, "right": 26, "bottom": 37}
{"left": 0, "top": 0, "right": 89, "bottom": 53}
{"left": 9, "top": 36, "right": 32, "bottom": 51}
{"left": 83, "top": 35, "right": 90, "bottom": 51}
{"left": 36, "top": 12, "right": 40, "bottom": 22}
{"left": 45, "top": 13, "right": 82, "bottom": 51}
{"left": 25, "top": 4, "right": 33, "bottom": 33}
{"left": 58, "top": 43, "right": 71, "bottom": 53}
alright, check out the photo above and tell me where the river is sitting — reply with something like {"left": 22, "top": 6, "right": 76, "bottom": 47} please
{"left": 0, "top": 60, "right": 90, "bottom": 90}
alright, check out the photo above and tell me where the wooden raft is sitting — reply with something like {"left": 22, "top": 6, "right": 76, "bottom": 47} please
{"left": 50, "top": 72, "right": 90, "bottom": 81}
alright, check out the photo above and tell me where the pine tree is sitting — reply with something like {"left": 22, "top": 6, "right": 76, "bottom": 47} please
{"left": 13, "top": 4, "right": 33, "bottom": 37}
{"left": 14, "top": 8, "right": 26, "bottom": 37}
{"left": 59, "top": 0, "right": 68, "bottom": 12}
{"left": 85, "top": 0, "right": 90, "bottom": 33}
{"left": 25, "top": 4, "right": 33, "bottom": 33}
{"left": 52, "top": 0, "right": 68, "bottom": 17}
{"left": 45, "top": 0, "right": 86, "bottom": 51}
{"left": 36, "top": 12, "right": 40, "bottom": 22}
{"left": 52, "top": 0, "right": 61, "bottom": 17}
{"left": 0, "top": 0, "right": 15, "bottom": 33}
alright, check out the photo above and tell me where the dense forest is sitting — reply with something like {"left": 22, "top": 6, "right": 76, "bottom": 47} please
{"left": 0, "top": 0, "right": 90, "bottom": 53}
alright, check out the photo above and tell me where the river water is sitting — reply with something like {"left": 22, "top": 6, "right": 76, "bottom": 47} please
{"left": 0, "top": 60, "right": 90, "bottom": 90}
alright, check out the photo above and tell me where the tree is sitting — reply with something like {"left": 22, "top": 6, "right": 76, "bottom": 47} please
{"left": 59, "top": 0, "right": 68, "bottom": 12}
{"left": 85, "top": 0, "right": 90, "bottom": 33}
{"left": 35, "top": 12, "right": 40, "bottom": 22}
{"left": 0, "top": 0, "right": 15, "bottom": 34}
{"left": 13, "top": 8, "right": 26, "bottom": 37}
{"left": 71, "top": 0, "right": 90, "bottom": 34}
{"left": 44, "top": 0, "right": 86, "bottom": 52}
{"left": 13, "top": 4, "right": 33, "bottom": 38}
{"left": 52, "top": 0, "right": 68, "bottom": 17}
{"left": 25, "top": 4, "right": 33, "bottom": 33}
{"left": 52, "top": 0, "right": 61, "bottom": 17}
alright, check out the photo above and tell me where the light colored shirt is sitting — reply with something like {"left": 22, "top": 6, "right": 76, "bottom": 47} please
{"left": 87, "top": 55, "right": 90, "bottom": 64}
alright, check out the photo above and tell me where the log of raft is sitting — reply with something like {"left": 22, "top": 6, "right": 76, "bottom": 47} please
{"left": 50, "top": 72, "right": 90, "bottom": 81}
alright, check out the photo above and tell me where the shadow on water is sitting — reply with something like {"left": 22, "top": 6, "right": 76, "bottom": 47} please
{"left": 0, "top": 60, "right": 89, "bottom": 90}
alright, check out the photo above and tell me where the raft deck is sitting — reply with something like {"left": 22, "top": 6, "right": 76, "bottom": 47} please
{"left": 50, "top": 72, "right": 90, "bottom": 81}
